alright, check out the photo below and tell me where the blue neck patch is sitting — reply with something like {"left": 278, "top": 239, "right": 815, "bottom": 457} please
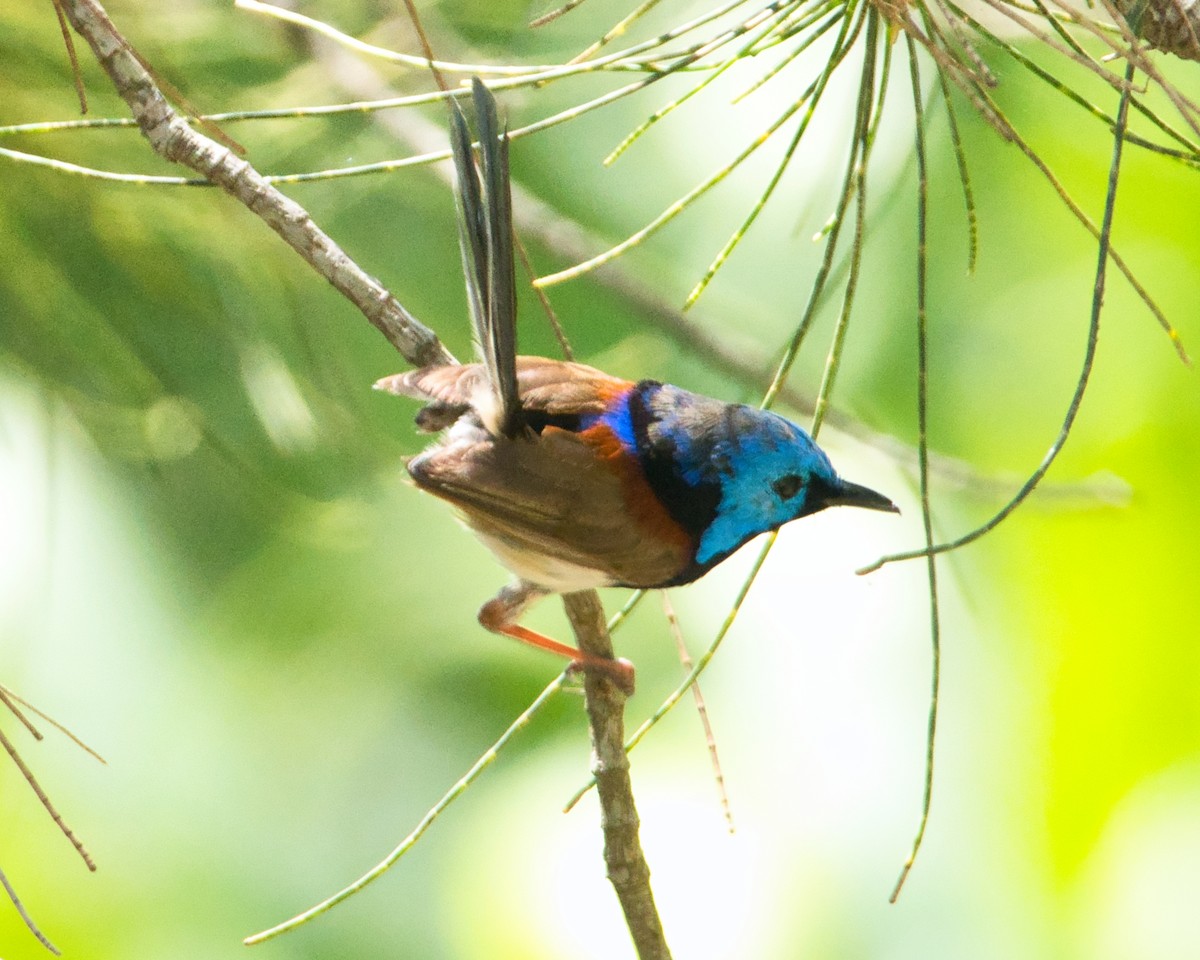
{"left": 581, "top": 391, "right": 638, "bottom": 451}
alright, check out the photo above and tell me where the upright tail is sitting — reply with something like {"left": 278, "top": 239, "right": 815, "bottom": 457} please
{"left": 449, "top": 78, "right": 523, "bottom": 438}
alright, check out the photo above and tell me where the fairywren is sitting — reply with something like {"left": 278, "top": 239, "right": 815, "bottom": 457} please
{"left": 376, "top": 80, "right": 898, "bottom": 692}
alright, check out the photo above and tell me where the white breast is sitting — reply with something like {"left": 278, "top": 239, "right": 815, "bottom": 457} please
{"left": 474, "top": 531, "right": 615, "bottom": 593}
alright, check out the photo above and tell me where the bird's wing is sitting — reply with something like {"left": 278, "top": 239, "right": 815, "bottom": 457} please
{"left": 374, "top": 357, "right": 632, "bottom": 421}
{"left": 408, "top": 426, "right": 691, "bottom": 589}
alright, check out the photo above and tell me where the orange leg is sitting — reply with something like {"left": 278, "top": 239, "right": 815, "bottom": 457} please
{"left": 478, "top": 583, "right": 635, "bottom": 694}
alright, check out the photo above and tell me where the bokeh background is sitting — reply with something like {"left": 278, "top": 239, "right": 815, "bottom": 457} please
{"left": 2, "top": 2, "right": 1199, "bottom": 958}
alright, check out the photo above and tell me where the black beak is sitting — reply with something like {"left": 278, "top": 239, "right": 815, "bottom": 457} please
{"left": 824, "top": 478, "right": 900, "bottom": 514}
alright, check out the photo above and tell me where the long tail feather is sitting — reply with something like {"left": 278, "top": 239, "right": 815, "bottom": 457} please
{"left": 450, "top": 80, "right": 523, "bottom": 437}
{"left": 450, "top": 98, "right": 488, "bottom": 353}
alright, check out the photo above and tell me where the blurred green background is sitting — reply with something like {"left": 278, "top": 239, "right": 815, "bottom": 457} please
{"left": 2, "top": 2, "right": 1198, "bottom": 958}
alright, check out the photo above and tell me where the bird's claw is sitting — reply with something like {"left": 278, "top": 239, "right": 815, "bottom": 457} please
{"left": 569, "top": 656, "right": 636, "bottom": 696}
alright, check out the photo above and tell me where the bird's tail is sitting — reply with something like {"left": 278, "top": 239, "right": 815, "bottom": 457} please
{"left": 449, "top": 78, "right": 523, "bottom": 438}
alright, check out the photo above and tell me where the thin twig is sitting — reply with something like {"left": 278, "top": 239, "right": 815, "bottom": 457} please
{"left": 515, "top": 231, "right": 576, "bottom": 360}
{"left": 0, "top": 726, "right": 96, "bottom": 871}
{"left": 758, "top": 1, "right": 870, "bottom": 412}
{"left": 809, "top": 8, "right": 881, "bottom": 440}
{"left": 400, "top": 0, "right": 449, "bottom": 94}
{"left": 660, "top": 592, "right": 734, "bottom": 833}
{"left": 890, "top": 35, "right": 941, "bottom": 901}
{"left": 50, "top": 0, "right": 88, "bottom": 113}
{"left": 0, "top": 685, "right": 105, "bottom": 951}
{"left": 0, "top": 685, "right": 107, "bottom": 764}
{"left": 0, "top": 864, "right": 61, "bottom": 955}
{"left": 868, "top": 45, "right": 1143, "bottom": 584}
{"left": 245, "top": 673, "right": 569, "bottom": 944}
{"left": 530, "top": 0, "right": 592, "bottom": 29}
{"left": 0, "top": 686, "right": 43, "bottom": 740}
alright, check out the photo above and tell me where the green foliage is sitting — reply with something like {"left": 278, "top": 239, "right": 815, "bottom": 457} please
{"left": 2, "top": 2, "right": 1199, "bottom": 958}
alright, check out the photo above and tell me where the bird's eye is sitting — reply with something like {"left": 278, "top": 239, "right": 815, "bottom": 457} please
{"left": 772, "top": 474, "right": 804, "bottom": 500}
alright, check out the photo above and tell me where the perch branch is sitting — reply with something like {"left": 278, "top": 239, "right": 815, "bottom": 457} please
{"left": 563, "top": 592, "right": 672, "bottom": 960}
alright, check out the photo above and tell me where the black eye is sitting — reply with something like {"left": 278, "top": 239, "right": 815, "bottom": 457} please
{"left": 772, "top": 474, "right": 804, "bottom": 500}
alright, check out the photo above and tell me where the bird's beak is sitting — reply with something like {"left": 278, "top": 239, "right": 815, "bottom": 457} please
{"left": 829, "top": 479, "right": 900, "bottom": 514}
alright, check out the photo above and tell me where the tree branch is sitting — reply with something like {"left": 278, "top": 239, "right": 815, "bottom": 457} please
{"left": 563, "top": 592, "right": 672, "bottom": 960}
{"left": 58, "top": 0, "right": 453, "bottom": 369}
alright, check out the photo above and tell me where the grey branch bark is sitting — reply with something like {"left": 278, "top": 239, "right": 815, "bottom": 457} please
{"left": 59, "top": 0, "right": 453, "bottom": 369}
{"left": 563, "top": 592, "right": 673, "bottom": 960}
{"left": 56, "top": 1, "right": 672, "bottom": 954}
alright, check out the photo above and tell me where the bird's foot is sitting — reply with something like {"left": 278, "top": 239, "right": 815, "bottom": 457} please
{"left": 568, "top": 656, "right": 636, "bottom": 696}
{"left": 479, "top": 583, "right": 635, "bottom": 696}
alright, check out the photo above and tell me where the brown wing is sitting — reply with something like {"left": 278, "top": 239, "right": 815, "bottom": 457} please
{"left": 374, "top": 357, "right": 631, "bottom": 426}
{"left": 408, "top": 424, "right": 691, "bottom": 589}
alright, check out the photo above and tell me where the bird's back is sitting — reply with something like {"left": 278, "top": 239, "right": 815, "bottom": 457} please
{"left": 378, "top": 357, "right": 696, "bottom": 591}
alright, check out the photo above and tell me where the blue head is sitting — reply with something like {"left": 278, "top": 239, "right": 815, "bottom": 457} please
{"left": 605, "top": 383, "right": 898, "bottom": 584}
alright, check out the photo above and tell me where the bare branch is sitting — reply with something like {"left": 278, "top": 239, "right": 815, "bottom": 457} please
{"left": 563, "top": 592, "right": 673, "bottom": 960}
{"left": 57, "top": 0, "right": 453, "bottom": 369}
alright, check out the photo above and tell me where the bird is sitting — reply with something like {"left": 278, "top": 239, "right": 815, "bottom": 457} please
{"left": 375, "top": 80, "right": 899, "bottom": 693}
